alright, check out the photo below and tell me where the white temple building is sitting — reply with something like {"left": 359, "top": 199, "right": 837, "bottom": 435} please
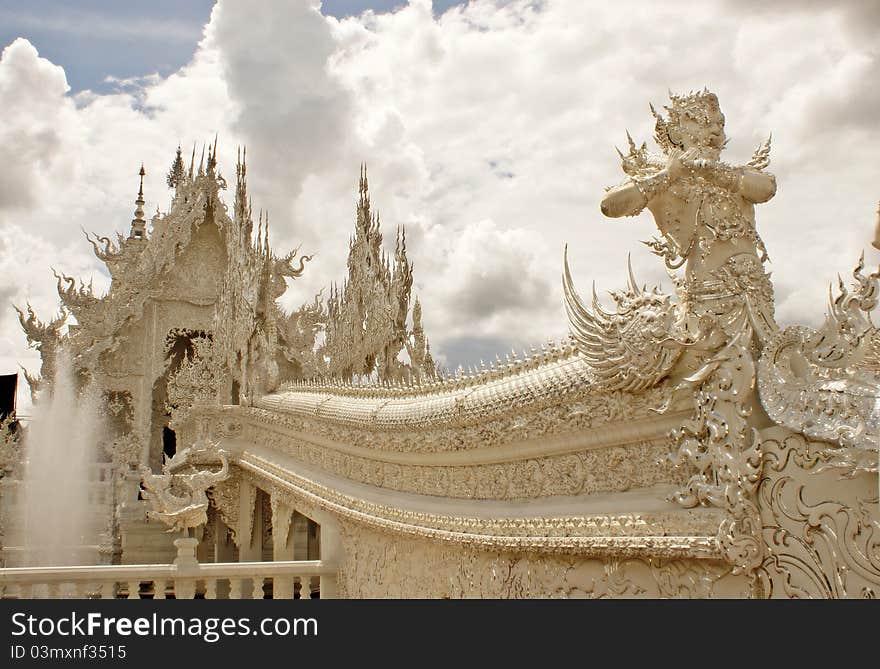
{"left": 1, "top": 91, "right": 878, "bottom": 598}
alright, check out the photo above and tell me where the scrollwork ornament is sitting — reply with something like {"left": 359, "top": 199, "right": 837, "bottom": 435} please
{"left": 207, "top": 469, "right": 241, "bottom": 544}
{"left": 757, "top": 254, "right": 880, "bottom": 453}
{"left": 667, "top": 339, "right": 764, "bottom": 578}
{"left": 755, "top": 430, "right": 880, "bottom": 598}
{"left": 139, "top": 448, "right": 230, "bottom": 533}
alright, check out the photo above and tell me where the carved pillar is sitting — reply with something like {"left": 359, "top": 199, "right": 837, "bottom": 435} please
{"left": 212, "top": 515, "right": 235, "bottom": 599}
{"left": 238, "top": 479, "right": 261, "bottom": 561}
{"left": 270, "top": 493, "right": 295, "bottom": 599}
{"left": 291, "top": 513, "right": 314, "bottom": 599}
{"left": 215, "top": 516, "right": 235, "bottom": 562}
{"left": 208, "top": 470, "right": 240, "bottom": 548}
{"left": 195, "top": 513, "right": 214, "bottom": 563}
{"left": 314, "top": 513, "right": 341, "bottom": 599}
{"left": 260, "top": 490, "right": 272, "bottom": 561}
{"left": 237, "top": 481, "right": 264, "bottom": 598}
{"left": 270, "top": 495, "right": 294, "bottom": 560}
{"left": 293, "top": 513, "right": 310, "bottom": 561}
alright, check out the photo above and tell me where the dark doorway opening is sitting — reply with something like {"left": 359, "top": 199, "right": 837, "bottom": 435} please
{"left": 162, "top": 426, "right": 177, "bottom": 460}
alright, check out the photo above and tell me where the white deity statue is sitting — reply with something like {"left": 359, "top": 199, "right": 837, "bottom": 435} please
{"left": 601, "top": 90, "right": 777, "bottom": 345}
{"left": 564, "top": 90, "right": 879, "bottom": 576}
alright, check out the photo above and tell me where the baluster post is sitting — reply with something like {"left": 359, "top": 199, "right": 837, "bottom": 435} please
{"left": 100, "top": 582, "right": 116, "bottom": 599}
{"left": 174, "top": 578, "right": 196, "bottom": 599}
{"left": 252, "top": 576, "right": 264, "bottom": 599}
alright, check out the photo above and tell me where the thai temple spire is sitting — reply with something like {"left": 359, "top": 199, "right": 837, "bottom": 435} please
{"left": 166, "top": 145, "right": 185, "bottom": 190}
{"left": 207, "top": 134, "right": 218, "bottom": 175}
{"left": 235, "top": 145, "right": 253, "bottom": 239}
{"left": 264, "top": 211, "right": 270, "bottom": 253}
{"left": 359, "top": 162, "right": 368, "bottom": 197}
{"left": 357, "top": 163, "right": 371, "bottom": 233}
{"left": 129, "top": 164, "right": 147, "bottom": 240}
{"left": 316, "top": 164, "right": 436, "bottom": 383}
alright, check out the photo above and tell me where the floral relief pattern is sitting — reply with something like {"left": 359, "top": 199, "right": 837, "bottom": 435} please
{"left": 755, "top": 428, "right": 880, "bottom": 598}
{"left": 337, "top": 523, "right": 747, "bottom": 599}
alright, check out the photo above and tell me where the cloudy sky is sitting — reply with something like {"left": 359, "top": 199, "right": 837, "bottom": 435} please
{"left": 1, "top": 0, "right": 879, "bottom": 412}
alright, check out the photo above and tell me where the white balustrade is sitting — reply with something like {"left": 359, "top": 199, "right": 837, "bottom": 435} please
{"left": 0, "top": 559, "right": 337, "bottom": 600}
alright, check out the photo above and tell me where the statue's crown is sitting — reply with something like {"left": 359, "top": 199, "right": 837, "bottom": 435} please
{"left": 665, "top": 89, "right": 719, "bottom": 124}
{"left": 650, "top": 88, "right": 720, "bottom": 152}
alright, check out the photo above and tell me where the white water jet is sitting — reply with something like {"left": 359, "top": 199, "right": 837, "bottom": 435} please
{"left": 13, "top": 352, "right": 103, "bottom": 566}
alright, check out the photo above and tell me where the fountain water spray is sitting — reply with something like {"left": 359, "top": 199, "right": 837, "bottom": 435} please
{"left": 12, "top": 351, "right": 103, "bottom": 566}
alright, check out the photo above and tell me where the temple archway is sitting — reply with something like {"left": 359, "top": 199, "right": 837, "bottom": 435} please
{"left": 148, "top": 328, "right": 212, "bottom": 468}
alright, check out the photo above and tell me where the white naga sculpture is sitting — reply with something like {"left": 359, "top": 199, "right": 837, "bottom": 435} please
{"left": 565, "top": 89, "right": 880, "bottom": 577}
{"left": 139, "top": 441, "right": 230, "bottom": 534}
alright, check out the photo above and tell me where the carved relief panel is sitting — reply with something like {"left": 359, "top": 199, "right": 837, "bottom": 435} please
{"left": 337, "top": 523, "right": 750, "bottom": 599}
{"left": 755, "top": 427, "right": 880, "bottom": 598}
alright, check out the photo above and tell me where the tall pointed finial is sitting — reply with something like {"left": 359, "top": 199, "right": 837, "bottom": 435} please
{"left": 207, "top": 133, "right": 218, "bottom": 173}
{"left": 235, "top": 144, "right": 252, "bottom": 233}
{"left": 166, "top": 145, "right": 185, "bottom": 190}
{"left": 625, "top": 129, "right": 637, "bottom": 153}
{"left": 137, "top": 164, "right": 145, "bottom": 201}
{"left": 129, "top": 164, "right": 147, "bottom": 241}
{"left": 264, "top": 210, "right": 270, "bottom": 252}
{"left": 359, "top": 162, "right": 368, "bottom": 195}
{"left": 356, "top": 163, "right": 371, "bottom": 232}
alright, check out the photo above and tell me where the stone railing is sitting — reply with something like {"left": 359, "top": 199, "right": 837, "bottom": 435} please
{"left": 0, "top": 539, "right": 337, "bottom": 600}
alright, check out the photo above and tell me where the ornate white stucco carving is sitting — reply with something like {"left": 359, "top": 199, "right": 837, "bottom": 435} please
{"left": 207, "top": 469, "right": 241, "bottom": 546}
{"left": 270, "top": 493, "right": 293, "bottom": 552}
{"left": 757, "top": 255, "right": 880, "bottom": 452}
{"left": 10, "top": 89, "right": 880, "bottom": 598}
{"left": 336, "top": 523, "right": 748, "bottom": 599}
{"left": 555, "top": 89, "right": 879, "bottom": 593}
{"left": 756, "top": 428, "right": 879, "bottom": 598}
{"left": 139, "top": 443, "right": 230, "bottom": 534}
{"left": 297, "top": 166, "right": 438, "bottom": 384}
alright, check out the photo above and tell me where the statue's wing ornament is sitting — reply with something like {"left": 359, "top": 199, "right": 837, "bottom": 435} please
{"left": 757, "top": 254, "right": 880, "bottom": 463}
{"left": 563, "top": 246, "right": 683, "bottom": 392}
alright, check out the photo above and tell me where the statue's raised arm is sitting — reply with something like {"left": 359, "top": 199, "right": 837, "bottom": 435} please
{"left": 597, "top": 90, "right": 779, "bottom": 344}
{"left": 601, "top": 90, "right": 778, "bottom": 209}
